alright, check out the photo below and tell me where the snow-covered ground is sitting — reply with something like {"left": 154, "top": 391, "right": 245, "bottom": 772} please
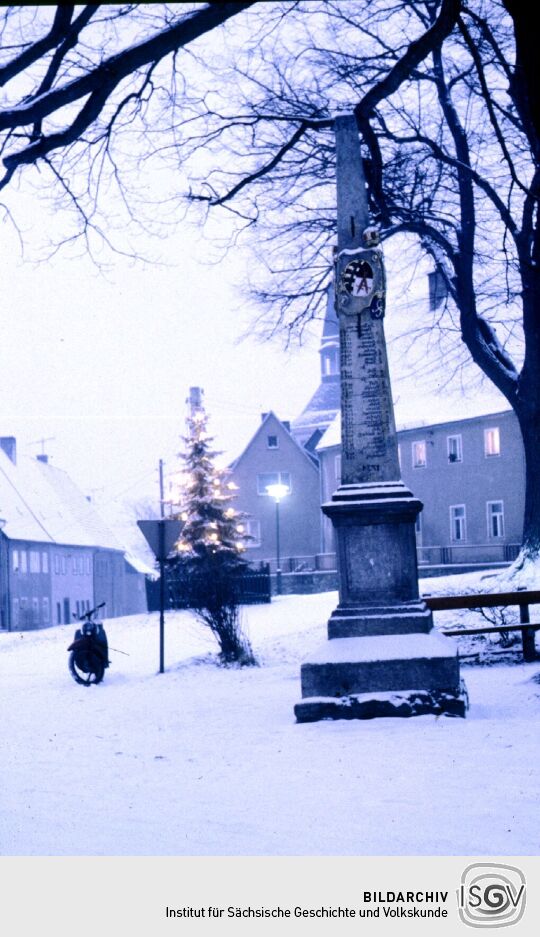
{"left": 1, "top": 575, "right": 539, "bottom": 857}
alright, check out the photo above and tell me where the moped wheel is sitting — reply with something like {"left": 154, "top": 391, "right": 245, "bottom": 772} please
{"left": 68, "top": 651, "right": 105, "bottom": 686}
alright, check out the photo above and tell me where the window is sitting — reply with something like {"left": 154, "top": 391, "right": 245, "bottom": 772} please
{"left": 335, "top": 454, "right": 342, "bottom": 483}
{"left": 32, "top": 597, "right": 39, "bottom": 625}
{"left": 412, "top": 441, "right": 427, "bottom": 468}
{"left": 447, "top": 435, "right": 462, "bottom": 463}
{"left": 12, "top": 598, "right": 19, "bottom": 628}
{"left": 42, "top": 598, "right": 50, "bottom": 625}
{"left": 56, "top": 602, "right": 62, "bottom": 625}
{"left": 487, "top": 501, "right": 505, "bottom": 538}
{"left": 257, "top": 472, "right": 291, "bottom": 495}
{"left": 244, "top": 519, "right": 261, "bottom": 547}
{"left": 19, "top": 551, "right": 27, "bottom": 573}
{"left": 450, "top": 504, "right": 467, "bottom": 542}
{"left": 54, "top": 554, "right": 61, "bottom": 575}
{"left": 12, "top": 549, "right": 19, "bottom": 572}
{"left": 267, "top": 435, "right": 278, "bottom": 449}
{"left": 484, "top": 426, "right": 501, "bottom": 457}
{"left": 29, "top": 551, "right": 40, "bottom": 573}
{"left": 41, "top": 552, "right": 49, "bottom": 574}
{"left": 397, "top": 445, "right": 402, "bottom": 469}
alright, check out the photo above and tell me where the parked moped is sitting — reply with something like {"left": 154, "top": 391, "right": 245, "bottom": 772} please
{"left": 67, "top": 603, "right": 109, "bottom": 686}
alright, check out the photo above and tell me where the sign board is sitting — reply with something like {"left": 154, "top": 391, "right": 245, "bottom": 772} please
{"left": 137, "top": 519, "right": 184, "bottom": 562}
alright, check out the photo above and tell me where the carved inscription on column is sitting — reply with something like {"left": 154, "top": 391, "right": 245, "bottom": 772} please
{"left": 337, "top": 245, "right": 400, "bottom": 486}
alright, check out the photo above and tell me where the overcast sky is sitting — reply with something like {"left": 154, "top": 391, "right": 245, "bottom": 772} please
{"left": 0, "top": 197, "right": 323, "bottom": 508}
{"left": 0, "top": 173, "right": 507, "bottom": 516}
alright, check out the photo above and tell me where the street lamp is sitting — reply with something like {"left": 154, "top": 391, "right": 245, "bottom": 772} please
{"left": 266, "top": 483, "right": 289, "bottom": 595}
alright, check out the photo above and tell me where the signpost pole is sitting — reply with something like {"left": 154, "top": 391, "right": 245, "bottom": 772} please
{"left": 158, "top": 519, "right": 165, "bottom": 674}
{"left": 137, "top": 518, "right": 183, "bottom": 676}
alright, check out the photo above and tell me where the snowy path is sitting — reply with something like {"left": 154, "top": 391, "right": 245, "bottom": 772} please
{"left": 1, "top": 590, "right": 539, "bottom": 856}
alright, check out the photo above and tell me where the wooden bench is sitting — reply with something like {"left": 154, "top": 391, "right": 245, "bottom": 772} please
{"left": 423, "top": 589, "right": 540, "bottom": 662}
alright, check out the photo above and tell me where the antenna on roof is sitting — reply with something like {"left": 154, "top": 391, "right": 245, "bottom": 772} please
{"left": 28, "top": 436, "right": 55, "bottom": 463}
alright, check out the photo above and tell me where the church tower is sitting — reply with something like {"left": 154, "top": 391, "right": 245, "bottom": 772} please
{"left": 291, "top": 285, "right": 340, "bottom": 450}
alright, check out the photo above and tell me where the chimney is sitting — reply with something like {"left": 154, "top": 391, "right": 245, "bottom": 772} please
{"left": 0, "top": 437, "right": 16, "bottom": 465}
{"left": 37, "top": 454, "right": 49, "bottom": 464}
{"left": 187, "top": 386, "right": 204, "bottom": 419}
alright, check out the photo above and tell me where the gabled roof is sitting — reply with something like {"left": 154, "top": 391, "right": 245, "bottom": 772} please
{"left": 230, "top": 411, "right": 319, "bottom": 472}
{"left": 0, "top": 448, "right": 124, "bottom": 551}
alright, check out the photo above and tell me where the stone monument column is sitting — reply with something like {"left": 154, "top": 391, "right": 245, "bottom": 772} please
{"left": 294, "top": 115, "right": 466, "bottom": 722}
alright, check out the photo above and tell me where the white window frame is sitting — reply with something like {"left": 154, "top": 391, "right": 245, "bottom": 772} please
{"left": 412, "top": 440, "right": 427, "bottom": 468}
{"left": 484, "top": 426, "right": 501, "bottom": 457}
{"left": 447, "top": 434, "right": 463, "bottom": 463}
{"left": 12, "top": 549, "right": 19, "bottom": 572}
{"left": 450, "top": 504, "right": 467, "bottom": 542}
{"left": 487, "top": 500, "right": 505, "bottom": 539}
{"left": 29, "top": 551, "right": 40, "bottom": 573}
{"left": 244, "top": 519, "right": 262, "bottom": 548}
{"left": 42, "top": 552, "right": 49, "bottom": 574}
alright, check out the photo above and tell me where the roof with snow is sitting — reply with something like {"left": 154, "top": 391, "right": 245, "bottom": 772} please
{"left": 316, "top": 405, "right": 515, "bottom": 452}
{"left": 0, "top": 445, "right": 152, "bottom": 574}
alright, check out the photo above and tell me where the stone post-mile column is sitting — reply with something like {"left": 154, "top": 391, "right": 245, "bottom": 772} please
{"left": 294, "top": 115, "right": 466, "bottom": 722}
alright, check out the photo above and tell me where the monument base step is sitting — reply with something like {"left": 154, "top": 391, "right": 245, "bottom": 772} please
{"left": 300, "top": 633, "right": 460, "bottom": 698}
{"left": 328, "top": 601, "right": 432, "bottom": 638}
{"left": 295, "top": 682, "right": 469, "bottom": 722}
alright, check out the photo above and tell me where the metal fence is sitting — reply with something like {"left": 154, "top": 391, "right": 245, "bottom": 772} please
{"left": 145, "top": 564, "right": 272, "bottom": 611}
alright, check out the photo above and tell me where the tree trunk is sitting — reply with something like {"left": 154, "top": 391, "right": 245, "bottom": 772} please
{"left": 513, "top": 400, "right": 540, "bottom": 558}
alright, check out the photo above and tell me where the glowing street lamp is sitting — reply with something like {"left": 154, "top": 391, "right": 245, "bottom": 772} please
{"left": 266, "top": 483, "right": 289, "bottom": 595}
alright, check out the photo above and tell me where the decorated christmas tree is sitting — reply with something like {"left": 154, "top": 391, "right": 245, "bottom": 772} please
{"left": 173, "top": 408, "right": 248, "bottom": 565}
{"left": 170, "top": 403, "right": 256, "bottom": 665}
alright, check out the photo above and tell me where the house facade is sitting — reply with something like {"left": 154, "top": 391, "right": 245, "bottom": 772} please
{"left": 0, "top": 437, "right": 150, "bottom": 630}
{"left": 229, "top": 412, "right": 322, "bottom": 570}
{"left": 317, "top": 409, "right": 524, "bottom": 568}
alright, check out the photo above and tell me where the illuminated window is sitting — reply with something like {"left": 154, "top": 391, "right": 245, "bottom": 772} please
{"left": 484, "top": 427, "right": 500, "bottom": 457}
{"left": 412, "top": 441, "right": 427, "bottom": 468}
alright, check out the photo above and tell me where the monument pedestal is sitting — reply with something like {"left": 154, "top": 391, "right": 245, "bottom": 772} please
{"left": 323, "top": 481, "right": 432, "bottom": 636}
{"left": 295, "top": 482, "right": 467, "bottom": 721}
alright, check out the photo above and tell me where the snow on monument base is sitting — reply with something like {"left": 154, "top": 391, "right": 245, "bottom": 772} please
{"left": 296, "top": 633, "right": 467, "bottom": 721}
{"left": 295, "top": 683, "right": 469, "bottom": 722}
